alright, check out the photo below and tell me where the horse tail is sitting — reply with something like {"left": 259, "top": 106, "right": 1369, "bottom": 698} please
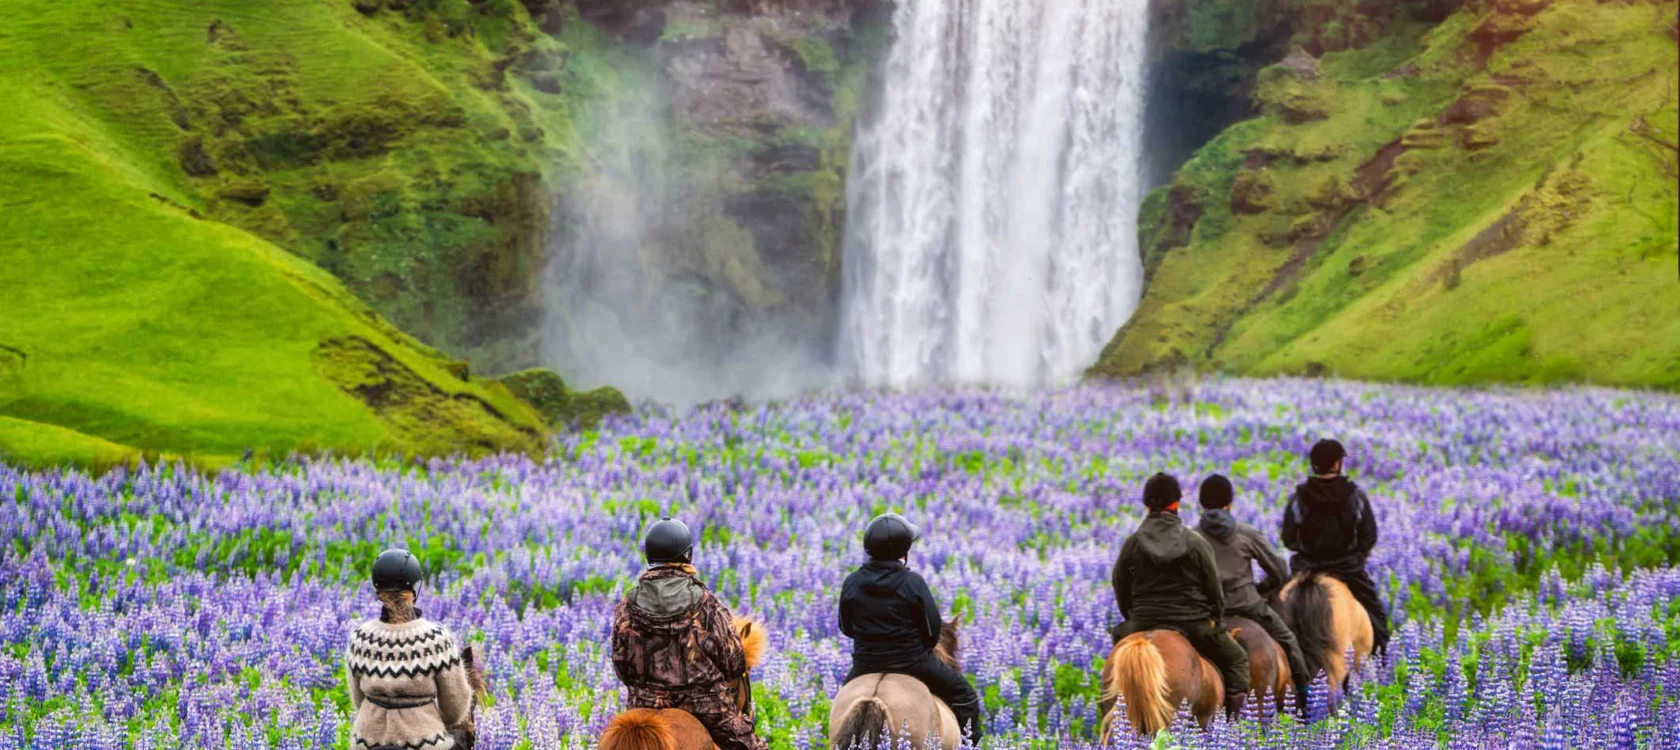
{"left": 736, "top": 617, "right": 768, "bottom": 670}
{"left": 1107, "top": 636, "right": 1173, "bottom": 734}
{"left": 600, "top": 709, "right": 677, "bottom": 750}
{"left": 832, "top": 697, "right": 890, "bottom": 750}
{"left": 1283, "top": 573, "right": 1335, "bottom": 682}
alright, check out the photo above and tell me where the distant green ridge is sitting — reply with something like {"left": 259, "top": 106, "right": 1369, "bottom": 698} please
{"left": 1095, "top": 0, "right": 1680, "bottom": 389}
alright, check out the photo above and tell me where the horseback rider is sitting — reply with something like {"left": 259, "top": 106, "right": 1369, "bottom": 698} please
{"left": 345, "top": 549, "right": 477, "bottom": 750}
{"left": 1194, "top": 474, "right": 1312, "bottom": 700}
{"left": 838, "top": 513, "right": 985, "bottom": 745}
{"left": 1111, "top": 473, "right": 1251, "bottom": 715}
{"left": 611, "top": 518, "right": 768, "bottom": 750}
{"left": 1281, "top": 439, "right": 1392, "bottom": 653}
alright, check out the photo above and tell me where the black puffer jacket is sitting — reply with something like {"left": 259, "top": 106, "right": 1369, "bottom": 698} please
{"left": 1281, "top": 475, "right": 1377, "bottom": 573}
{"left": 838, "top": 560, "right": 942, "bottom": 670}
{"left": 1112, "top": 511, "right": 1225, "bottom": 623}
{"left": 1196, "top": 508, "right": 1290, "bottom": 612}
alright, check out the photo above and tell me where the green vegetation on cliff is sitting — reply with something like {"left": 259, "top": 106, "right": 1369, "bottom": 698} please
{"left": 1098, "top": 0, "right": 1680, "bottom": 388}
{"left": 0, "top": 0, "right": 564, "bottom": 467}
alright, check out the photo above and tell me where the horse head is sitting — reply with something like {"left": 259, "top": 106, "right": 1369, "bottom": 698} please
{"left": 936, "top": 615, "right": 962, "bottom": 671}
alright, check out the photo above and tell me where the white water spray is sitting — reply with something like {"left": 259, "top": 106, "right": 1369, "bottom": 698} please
{"left": 838, "top": 0, "right": 1151, "bottom": 389}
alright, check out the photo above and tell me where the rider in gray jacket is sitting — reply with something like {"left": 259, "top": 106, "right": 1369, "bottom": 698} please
{"left": 1194, "top": 474, "right": 1311, "bottom": 700}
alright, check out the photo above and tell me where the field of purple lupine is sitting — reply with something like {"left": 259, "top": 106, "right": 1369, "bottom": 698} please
{"left": 1, "top": 379, "right": 1677, "bottom": 749}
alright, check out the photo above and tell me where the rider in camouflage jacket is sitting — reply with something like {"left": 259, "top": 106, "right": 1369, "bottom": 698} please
{"left": 611, "top": 555, "right": 766, "bottom": 750}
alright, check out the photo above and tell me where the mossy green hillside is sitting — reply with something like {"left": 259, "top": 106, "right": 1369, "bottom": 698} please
{"left": 0, "top": 74, "right": 546, "bottom": 467}
{"left": 1096, "top": 0, "right": 1680, "bottom": 389}
{"left": 0, "top": 0, "right": 599, "bottom": 369}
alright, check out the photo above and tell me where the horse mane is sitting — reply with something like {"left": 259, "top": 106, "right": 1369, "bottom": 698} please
{"left": 600, "top": 709, "right": 677, "bottom": 750}
{"left": 461, "top": 645, "right": 489, "bottom": 698}
{"left": 1280, "top": 573, "right": 1335, "bottom": 683}
{"left": 735, "top": 617, "right": 768, "bottom": 670}
{"left": 935, "top": 617, "right": 961, "bottom": 671}
{"left": 1105, "top": 636, "right": 1173, "bottom": 735}
{"left": 832, "top": 693, "right": 890, "bottom": 750}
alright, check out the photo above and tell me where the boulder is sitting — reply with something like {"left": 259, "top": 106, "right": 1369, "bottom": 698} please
{"left": 218, "top": 179, "right": 271, "bottom": 206}
{"left": 1229, "top": 169, "right": 1277, "bottom": 214}
{"left": 1439, "top": 85, "right": 1511, "bottom": 125}
{"left": 1278, "top": 46, "right": 1320, "bottom": 81}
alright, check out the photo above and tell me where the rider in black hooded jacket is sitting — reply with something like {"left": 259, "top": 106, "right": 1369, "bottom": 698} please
{"left": 1281, "top": 440, "right": 1391, "bottom": 652}
{"left": 839, "top": 513, "right": 984, "bottom": 744}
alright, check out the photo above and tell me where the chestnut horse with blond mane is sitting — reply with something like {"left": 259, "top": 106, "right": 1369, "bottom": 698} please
{"left": 599, "top": 618, "right": 767, "bottom": 750}
{"left": 827, "top": 618, "right": 965, "bottom": 750}
{"left": 1098, "top": 617, "right": 1293, "bottom": 739}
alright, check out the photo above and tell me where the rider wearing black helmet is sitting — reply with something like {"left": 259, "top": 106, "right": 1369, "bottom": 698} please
{"left": 611, "top": 519, "right": 767, "bottom": 750}
{"left": 346, "top": 549, "right": 476, "bottom": 750}
{"left": 1111, "top": 474, "right": 1251, "bottom": 716}
{"left": 838, "top": 513, "right": 984, "bottom": 744}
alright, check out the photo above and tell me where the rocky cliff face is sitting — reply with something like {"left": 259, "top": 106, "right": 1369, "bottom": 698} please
{"left": 1099, "top": 0, "right": 1680, "bottom": 389}
{"left": 541, "top": 0, "right": 887, "bottom": 400}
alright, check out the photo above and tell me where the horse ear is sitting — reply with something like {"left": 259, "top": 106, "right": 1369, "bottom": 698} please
{"left": 462, "top": 645, "right": 475, "bottom": 666}
{"left": 740, "top": 622, "right": 753, "bottom": 639}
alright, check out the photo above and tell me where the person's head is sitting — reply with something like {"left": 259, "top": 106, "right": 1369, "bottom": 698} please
{"left": 1198, "top": 473, "right": 1234, "bottom": 510}
{"left": 643, "top": 517, "right": 694, "bottom": 566}
{"left": 371, "top": 548, "right": 423, "bottom": 618}
{"left": 1310, "top": 439, "right": 1346, "bottom": 476}
{"left": 863, "top": 512, "right": 921, "bottom": 562}
{"left": 1142, "top": 473, "right": 1182, "bottom": 513}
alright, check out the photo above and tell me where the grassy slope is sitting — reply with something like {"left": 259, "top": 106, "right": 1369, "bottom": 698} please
{"left": 1096, "top": 0, "right": 1680, "bottom": 389}
{"left": 0, "top": 13, "right": 547, "bottom": 467}
{"left": 0, "top": 0, "right": 589, "bottom": 368}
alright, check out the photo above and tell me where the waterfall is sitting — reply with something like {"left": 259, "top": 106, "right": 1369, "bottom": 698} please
{"left": 837, "top": 0, "right": 1150, "bottom": 389}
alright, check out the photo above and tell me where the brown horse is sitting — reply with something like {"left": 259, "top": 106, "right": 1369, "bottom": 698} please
{"left": 599, "top": 618, "right": 767, "bottom": 750}
{"left": 1227, "top": 616, "right": 1292, "bottom": 711}
{"left": 1277, "top": 573, "right": 1373, "bottom": 694}
{"left": 1098, "top": 629, "right": 1223, "bottom": 738}
{"left": 827, "top": 618, "right": 965, "bottom": 750}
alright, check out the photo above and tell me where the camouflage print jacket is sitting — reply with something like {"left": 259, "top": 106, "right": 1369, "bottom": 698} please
{"left": 611, "top": 564, "right": 749, "bottom": 712}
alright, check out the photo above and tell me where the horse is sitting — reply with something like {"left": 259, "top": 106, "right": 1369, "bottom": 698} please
{"left": 1097, "top": 614, "right": 1295, "bottom": 737}
{"left": 599, "top": 618, "right": 768, "bottom": 750}
{"left": 827, "top": 618, "right": 965, "bottom": 750}
{"left": 1277, "top": 572, "right": 1373, "bottom": 694}
{"left": 1227, "top": 616, "right": 1292, "bottom": 711}
{"left": 1098, "top": 628, "right": 1223, "bottom": 738}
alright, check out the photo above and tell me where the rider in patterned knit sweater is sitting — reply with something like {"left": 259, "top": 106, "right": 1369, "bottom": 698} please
{"left": 345, "top": 549, "right": 475, "bottom": 750}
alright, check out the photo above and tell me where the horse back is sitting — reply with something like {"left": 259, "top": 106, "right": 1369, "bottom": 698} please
{"left": 830, "top": 673, "right": 958, "bottom": 750}
{"left": 601, "top": 709, "right": 714, "bottom": 750}
{"left": 1228, "top": 616, "right": 1289, "bottom": 701}
{"left": 1112, "top": 630, "right": 1222, "bottom": 726}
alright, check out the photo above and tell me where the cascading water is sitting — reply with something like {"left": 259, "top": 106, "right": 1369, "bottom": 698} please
{"left": 837, "top": 0, "right": 1151, "bottom": 389}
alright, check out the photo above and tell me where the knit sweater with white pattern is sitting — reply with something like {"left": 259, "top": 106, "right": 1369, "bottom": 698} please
{"left": 345, "top": 612, "right": 473, "bottom": 749}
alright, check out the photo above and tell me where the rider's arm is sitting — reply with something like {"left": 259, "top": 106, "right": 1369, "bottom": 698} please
{"left": 345, "top": 645, "right": 364, "bottom": 710}
{"left": 1280, "top": 492, "right": 1301, "bottom": 552}
{"left": 609, "top": 601, "right": 638, "bottom": 685}
{"left": 1193, "top": 535, "right": 1225, "bottom": 622}
{"left": 908, "top": 571, "right": 943, "bottom": 649}
{"left": 1249, "top": 528, "right": 1290, "bottom": 599}
{"left": 434, "top": 629, "right": 474, "bottom": 730}
{"left": 1112, "top": 537, "right": 1136, "bottom": 618}
{"left": 1354, "top": 489, "right": 1378, "bottom": 559}
{"left": 701, "top": 596, "right": 750, "bottom": 681}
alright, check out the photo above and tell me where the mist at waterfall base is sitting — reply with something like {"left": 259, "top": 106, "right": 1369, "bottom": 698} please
{"left": 539, "top": 76, "right": 833, "bottom": 407}
{"left": 544, "top": 0, "right": 1152, "bottom": 405}
{"left": 837, "top": 0, "right": 1151, "bottom": 390}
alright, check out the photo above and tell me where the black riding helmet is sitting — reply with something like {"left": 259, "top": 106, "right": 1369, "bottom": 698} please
{"left": 371, "top": 548, "right": 424, "bottom": 593}
{"left": 644, "top": 517, "right": 694, "bottom": 564}
{"left": 863, "top": 512, "right": 922, "bottom": 561}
